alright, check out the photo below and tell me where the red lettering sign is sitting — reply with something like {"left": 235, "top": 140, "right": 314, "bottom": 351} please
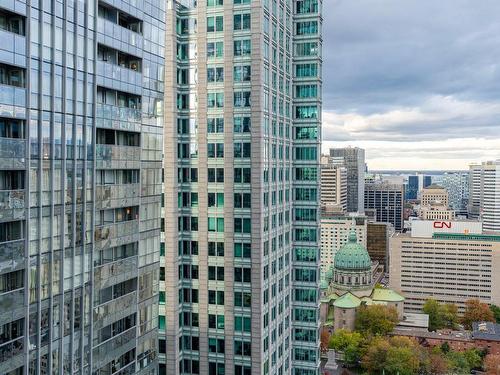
{"left": 433, "top": 221, "right": 452, "bottom": 229}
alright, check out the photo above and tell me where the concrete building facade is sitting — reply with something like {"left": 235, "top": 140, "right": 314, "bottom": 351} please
{"left": 390, "top": 231, "right": 500, "bottom": 313}
{"left": 320, "top": 157, "right": 347, "bottom": 214}
{"left": 320, "top": 215, "right": 367, "bottom": 276}
{"left": 0, "top": 1, "right": 164, "bottom": 374}
{"left": 161, "top": 1, "right": 322, "bottom": 374}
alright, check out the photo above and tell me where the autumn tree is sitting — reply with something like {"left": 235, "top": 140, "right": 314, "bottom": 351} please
{"left": 484, "top": 354, "right": 500, "bottom": 375}
{"left": 328, "top": 329, "right": 363, "bottom": 365}
{"left": 462, "top": 299, "right": 495, "bottom": 329}
{"left": 354, "top": 304, "right": 399, "bottom": 336}
{"left": 320, "top": 330, "right": 331, "bottom": 354}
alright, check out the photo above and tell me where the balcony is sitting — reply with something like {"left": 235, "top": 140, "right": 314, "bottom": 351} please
{"left": 95, "top": 183, "right": 140, "bottom": 210}
{"left": 95, "top": 144, "right": 141, "bottom": 170}
{"left": 0, "top": 288, "right": 24, "bottom": 326}
{"left": 96, "top": 103, "right": 141, "bottom": 132}
{"left": 0, "top": 190, "right": 25, "bottom": 222}
{"left": 0, "top": 138, "right": 26, "bottom": 169}
{"left": 92, "top": 327, "right": 136, "bottom": 371}
{"left": 97, "top": 18, "right": 143, "bottom": 55}
{"left": 0, "top": 28, "right": 26, "bottom": 67}
{"left": 0, "top": 337, "right": 24, "bottom": 375}
{"left": 97, "top": 61, "right": 142, "bottom": 95}
{"left": 0, "top": 86, "right": 25, "bottom": 120}
{"left": 94, "top": 256, "right": 138, "bottom": 290}
{"left": 93, "top": 291, "right": 137, "bottom": 331}
{"left": 94, "top": 219, "right": 139, "bottom": 250}
{"left": 0, "top": 239, "right": 24, "bottom": 274}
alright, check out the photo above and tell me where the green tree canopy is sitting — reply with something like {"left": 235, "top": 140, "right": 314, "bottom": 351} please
{"left": 355, "top": 304, "right": 399, "bottom": 336}
{"left": 328, "top": 329, "right": 363, "bottom": 365}
{"left": 422, "top": 298, "right": 458, "bottom": 331}
{"left": 490, "top": 304, "right": 500, "bottom": 324}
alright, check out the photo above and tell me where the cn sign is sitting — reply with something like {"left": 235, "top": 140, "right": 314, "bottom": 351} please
{"left": 433, "top": 221, "right": 452, "bottom": 229}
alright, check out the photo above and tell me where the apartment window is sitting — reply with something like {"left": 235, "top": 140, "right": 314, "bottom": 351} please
{"left": 234, "top": 40, "right": 251, "bottom": 56}
{"left": 234, "top": 218, "right": 251, "bottom": 233}
{"left": 233, "top": 116, "right": 250, "bottom": 133}
{"left": 207, "top": 118, "right": 224, "bottom": 133}
{"left": 296, "top": 21, "right": 318, "bottom": 35}
{"left": 235, "top": 365, "right": 251, "bottom": 375}
{"left": 234, "top": 242, "right": 251, "bottom": 258}
{"left": 207, "top": 67, "right": 224, "bottom": 83}
{"left": 0, "top": 9, "right": 25, "bottom": 35}
{"left": 234, "top": 14, "right": 251, "bottom": 31}
{"left": 234, "top": 340, "right": 251, "bottom": 356}
{"left": 208, "top": 241, "right": 225, "bottom": 256}
{"left": 295, "top": 63, "right": 318, "bottom": 78}
{"left": 208, "top": 192, "right": 225, "bottom": 207}
{"left": 234, "top": 65, "right": 251, "bottom": 82}
{"left": 296, "top": 0, "right": 318, "bottom": 14}
{"left": 208, "top": 266, "right": 225, "bottom": 281}
{"left": 234, "top": 192, "right": 251, "bottom": 208}
{"left": 207, "top": 143, "right": 224, "bottom": 158}
{"left": 295, "top": 105, "right": 318, "bottom": 119}
{"left": 208, "top": 93, "right": 224, "bottom": 108}
{"left": 295, "top": 42, "right": 319, "bottom": 57}
{"left": 234, "top": 267, "right": 251, "bottom": 283}
{"left": 234, "top": 316, "right": 251, "bottom": 332}
{"left": 0, "top": 63, "right": 25, "bottom": 87}
{"left": 207, "top": 0, "right": 224, "bottom": 6}
{"left": 234, "top": 142, "right": 251, "bottom": 158}
{"left": 234, "top": 291, "right": 251, "bottom": 307}
{"left": 208, "top": 168, "right": 224, "bottom": 183}
{"left": 234, "top": 168, "right": 251, "bottom": 183}
{"left": 208, "top": 217, "right": 225, "bottom": 232}
{"left": 295, "top": 84, "right": 318, "bottom": 98}
{"left": 207, "top": 16, "right": 224, "bottom": 32}
{"left": 207, "top": 41, "right": 224, "bottom": 58}
{"left": 234, "top": 0, "right": 250, "bottom": 4}
{"left": 208, "top": 290, "right": 225, "bottom": 305}
{"left": 209, "top": 314, "right": 225, "bottom": 329}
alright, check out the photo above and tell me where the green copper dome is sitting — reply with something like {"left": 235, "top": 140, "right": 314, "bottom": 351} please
{"left": 325, "top": 265, "right": 334, "bottom": 280}
{"left": 334, "top": 230, "right": 371, "bottom": 271}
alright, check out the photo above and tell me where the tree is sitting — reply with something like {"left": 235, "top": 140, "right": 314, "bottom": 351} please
{"left": 328, "top": 329, "right": 363, "bottom": 365}
{"left": 362, "top": 336, "right": 422, "bottom": 374}
{"left": 484, "top": 354, "right": 500, "bottom": 375}
{"left": 490, "top": 304, "right": 500, "bottom": 324}
{"left": 446, "top": 349, "right": 482, "bottom": 374}
{"left": 423, "top": 299, "right": 444, "bottom": 331}
{"left": 320, "top": 330, "right": 330, "bottom": 354}
{"left": 422, "top": 299, "right": 458, "bottom": 331}
{"left": 355, "top": 305, "right": 399, "bottom": 336}
{"left": 462, "top": 299, "right": 495, "bottom": 329}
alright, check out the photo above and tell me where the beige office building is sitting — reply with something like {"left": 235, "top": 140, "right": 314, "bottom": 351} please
{"left": 321, "top": 215, "right": 367, "bottom": 275}
{"left": 320, "top": 157, "right": 347, "bottom": 214}
{"left": 390, "top": 230, "right": 500, "bottom": 313}
{"left": 419, "top": 204, "right": 455, "bottom": 220}
{"left": 420, "top": 184, "right": 449, "bottom": 207}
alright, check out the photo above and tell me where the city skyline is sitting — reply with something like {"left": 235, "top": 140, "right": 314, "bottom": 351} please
{"left": 322, "top": 0, "right": 500, "bottom": 170}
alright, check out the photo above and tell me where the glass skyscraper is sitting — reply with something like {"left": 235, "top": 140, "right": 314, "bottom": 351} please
{"left": 160, "top": 0, "right": 322, "bottom": 374}
{"left": 0, "top": 1, "right": 164, "bottom": 374}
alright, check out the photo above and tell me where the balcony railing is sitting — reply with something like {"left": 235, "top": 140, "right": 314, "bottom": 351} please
{"left": 0, "top": 288, "right": 24, "bottom": 326}
{"left": 96, "top": 103, "right": 141, "bottom": 132}
{"left": 0, "top": 239, "right": 24, "bottom": 274}
{"left": 95, "top": 184, "right": 140, "bottom": 209}
{"left": 93, "top": 291, "right": 137, "bottom": 330}
{"left": 0, "top": 85, "right": 26, "bottom": 118}
{"left": 92, "top": 327, "right": 136, "bottom": 370}
{"left": 94, "top": 256, "right": 138, "bottom": 289}
{"left": 97, "top": 18, "right": 143, "bottom": 50}
{"left": 95, "top": 144, "right": 141, "bottom": 169}
{"left": 96, "top": 61, "right": 142, "bottom": 95}
{"left": 0, "top": 190, "right": 25, "bottom": 222}
{"left": 0, "top": 138, "right": 26, "bottom": 169}
{"left": 94, "top": 220, "right": 139, "bottom": 250}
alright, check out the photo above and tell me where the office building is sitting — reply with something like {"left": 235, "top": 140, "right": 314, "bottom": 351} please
{"left": 320, "top": 215, "right": 367, "bottom": 276}
{"left": 366, "top": 222, "right": 394, "bottom": 269}
{"left": 422, "top": 175, "right": 432, "bottom": 189}
{"left": 329, "top": 147, "right": 365, "bottom": 213}
{"left": 389, "top": 220, "right": 500, "bottom": 313}
{"left": 364, "top": 182, "right": 405, "bottom": 231}
{"left": 162, "top": 1, "right": 322, "bottom": 375}
{"left": 420, "top": 184, "right": 449, "bottom": 207}
{"left": 468, "top": 163, "right": 483, "bottom": 219}
{"left": 406, "top": 175, "right": 419, "bottom": 200}
{"left": 440, "top": 172, "right": 469, "bottom": 216}
{"left": 320, "top": 157, "right": 347, "bottom": 214}
{"left": 0, "top": 1, "right": 164, "bottom": 374}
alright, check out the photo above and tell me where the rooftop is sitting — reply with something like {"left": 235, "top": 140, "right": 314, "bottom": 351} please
{"left": 433, "top": 233, "right": 500, "bottom": 242}
{"left": 472, "top": 322, "right": 500, "bottom": 341}
{"left": 333, "top": 292, "right": 361, "bottom": 309}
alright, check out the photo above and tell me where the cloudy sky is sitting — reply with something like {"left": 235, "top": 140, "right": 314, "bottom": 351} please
{"left": 322, "top": 0, "right": 500, "bottom": 170}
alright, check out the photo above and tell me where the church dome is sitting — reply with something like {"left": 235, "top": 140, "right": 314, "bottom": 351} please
{"left": 334, "top": 230, "right": 371, "bottom": 271}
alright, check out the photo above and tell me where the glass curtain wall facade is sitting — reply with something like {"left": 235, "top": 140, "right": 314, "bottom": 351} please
{"left": 0, "top": 0, "right": 164, "bottom": 374}
{"left": 161, "top": 0, "right": 322, "bottom": 374}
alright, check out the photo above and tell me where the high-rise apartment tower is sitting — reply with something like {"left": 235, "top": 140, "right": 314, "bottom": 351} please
{"left": 161, "top": 1, "right": 322, "bottom": 375}
{"left": 0, "top": 1, "right": 164, "bottom": 374}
